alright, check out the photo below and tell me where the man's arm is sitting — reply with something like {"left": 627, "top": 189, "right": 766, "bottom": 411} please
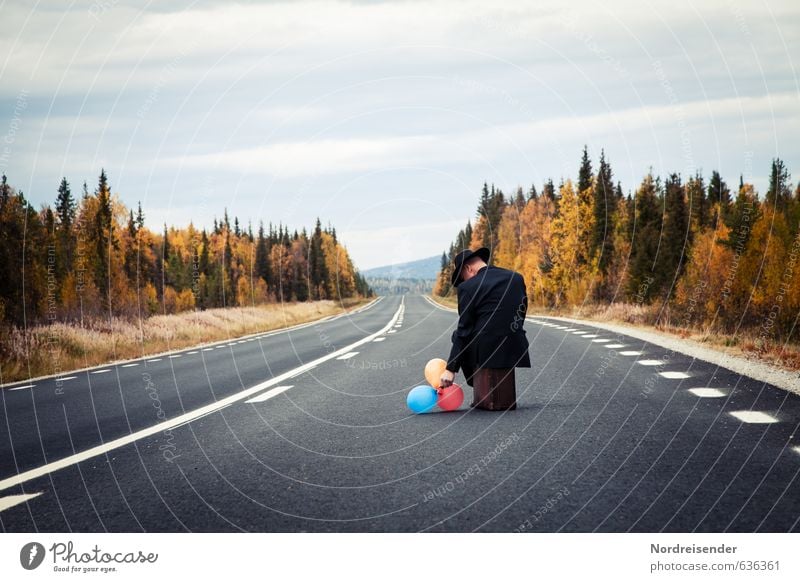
{"left": 445, "top": 285, "right": 475, "bottom": 374}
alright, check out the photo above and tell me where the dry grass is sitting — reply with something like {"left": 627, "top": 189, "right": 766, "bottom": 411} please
{"left": 1, "top": 297, "right": 370, "bottom": 385}
{"left": 556, "top": 302, "right": 800, "bottom": 373}
{"left": 431, "top": 294, "right": 800, "bottom": 373}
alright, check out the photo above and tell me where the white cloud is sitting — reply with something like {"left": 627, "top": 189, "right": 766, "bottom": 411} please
{"left": 164, "top": 91, "right": 800, "bottom": 178}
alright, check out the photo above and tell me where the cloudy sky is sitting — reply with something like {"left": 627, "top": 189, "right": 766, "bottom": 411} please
{"left": 1, "top": 0, "right": 798, "bottom": 269}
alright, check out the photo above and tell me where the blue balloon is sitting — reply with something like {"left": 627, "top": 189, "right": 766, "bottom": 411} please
{"left": 407, "top": 385, "right": 438, "bottom": 414}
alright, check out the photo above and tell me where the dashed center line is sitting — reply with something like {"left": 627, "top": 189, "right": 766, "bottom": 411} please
{"left": 591, "top": 339, "right": 610, "bottom": 343}
{"left": 729, "top": 411, "right": 779, "bottom": 424}
{"left": 619, "top": 351, "right": 644, "bottom": 356}
{"left": 168, "top": 355, "right": 182, "bottom": 359}
{"left": 688, "top": 388, "right": 727, "bottom": 398}
{"left": 604, "top": 344, "right": 625, "bottom": 348}
{"left": 91, "top": 369, "right": 111, "bottom": 374}
{"left": 121, "top": 363, "right": 139, "bottom": 368}
{"left": 187, "top": 351, "right": 198, "bottom": 355}
{"left": 203, "top": 348, "right": 214, "bottom": 352}
{"left": 637, "top": 360, "right": 667, "bottom": 366}
{"left": 147, "top": 358, "right": 162, "bottom": 363}
{"left": 659, "top": 371, "right": 690, "bottom": 379}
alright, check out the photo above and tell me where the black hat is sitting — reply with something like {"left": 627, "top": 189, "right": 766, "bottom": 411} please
{"left": 451, "top": 247, "right": 490, "bottom": 287}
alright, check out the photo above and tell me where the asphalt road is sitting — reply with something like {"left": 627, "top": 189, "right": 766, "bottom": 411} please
{"left": 1, "top": 294, "right": 799, "bottom": 532}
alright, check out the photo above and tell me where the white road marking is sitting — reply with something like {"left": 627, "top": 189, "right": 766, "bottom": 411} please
{"left": 56, "top": 376, "right": 77, "bottom": 382}
{"left": 563, "top": 328, "right": 578, "bottom": 332}
{"left": 373, "top": 337, "right": 386, "bottom": 342}
{"left": 572, "top": 331, "right": 588, "bottom": 335}
{"left": 604, "top": 344, "right": 625, "bottom": 348}
{"left": 245, "top": 385, "right": 294, "bottom": 404}
{"left": 660, "top": 371, "right": 690, "bottom": 379}
{"left": 688, "top": 388, "right": 727, "bottom": 398}
{"left": 0, "top": 303, "right": 403, "bottom": 494}
{"left": 582, "top": 334, "right": 599, "bottom": 338}
{"left": 0, "top": 492, "right": 42, "bottom": 512}
{"left": 337, "top": 352, "right": 359, "bottom": 360}
{"left": 147, "top": 358, "right": 162, "bottom": 363}
{"left": 619, "top": 351, "right": 644, "bottom": 356}
{"left": 9, "top": 385, "right": 35, "bottom": 391}
{"left": 793, "top": 446, "right": 800, "bottom": 455}
{"left": 216, "top": 346, "right": 226, "bottom": 349}
{"left": 168, "top": 355, "right": 181, "bottom": 359}
{"left": 637, "top": 359, "right": 667, "bottom": 366}
{"left": 388, "top": 330, "right": 397, "bottom": 334}
{"left": 591, "top": 339, "right": 610, "bottom": 343}
{"left": 202, "top": 348, "right": 214, "bottom": 352}
{"left": 91, "top": 369, "right": 111, "bottom": 374}
{"left": 729, "top": 411, "right": 779, "bottom": 424}
{"left": 0, "top": 296, "right": 385, "bottom": 390}
{"left": 187, "top": 351, "right": 198, "bottom": 355}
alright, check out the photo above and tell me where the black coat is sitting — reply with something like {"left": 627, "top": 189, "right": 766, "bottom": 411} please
{"left": 446, "top": 265, "right": 531, "bottom": 386}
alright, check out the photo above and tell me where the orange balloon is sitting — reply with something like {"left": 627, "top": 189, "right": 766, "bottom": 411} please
{"left": 424, "top": 358, "right": 447, "bottom": 388}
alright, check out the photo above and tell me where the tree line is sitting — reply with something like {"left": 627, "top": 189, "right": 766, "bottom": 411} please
{"left": 435, "top": 148, "right": 800, "bottom": 342}
{"left": 0, "top": 170, "right": 372, "bottom": 327}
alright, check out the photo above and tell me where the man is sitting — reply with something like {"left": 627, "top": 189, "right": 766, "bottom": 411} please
{"left": 439, "top": 247, "right": 531, "bottom": 408}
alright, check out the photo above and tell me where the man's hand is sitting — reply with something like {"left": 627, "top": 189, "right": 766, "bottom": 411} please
{"left": 440, "top": 370, "right": 455, "bottom": 388}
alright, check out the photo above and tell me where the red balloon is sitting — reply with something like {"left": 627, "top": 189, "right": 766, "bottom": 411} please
{"left": 437, "top": 383, "right": 464, "bottom": 411}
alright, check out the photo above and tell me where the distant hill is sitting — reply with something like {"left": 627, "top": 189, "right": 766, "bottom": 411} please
{"left": 362, "top": 255, "right": 440, "bottom": 296}
{"left": 362, "top": 255, "right": 440, "bottom": 280}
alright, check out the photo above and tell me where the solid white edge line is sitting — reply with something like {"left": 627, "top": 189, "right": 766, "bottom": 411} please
{"left": 423, "top": 295, "right": 456, "bottom": 312}
{"left": 0, "top": 301, "right": 403, "bottom": 493}
{"left": 0, "top": 296, "right": 384, "bottom": 389}
{"left": 0, "top": 492, "right": 43, "bottom": 512}
{"left": 244, "top": 385, "right": 294, "bottom": 404}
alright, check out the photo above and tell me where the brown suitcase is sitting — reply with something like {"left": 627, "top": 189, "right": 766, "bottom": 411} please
{"left": 471, "top": 368, "right": 517, "bottom": 411}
